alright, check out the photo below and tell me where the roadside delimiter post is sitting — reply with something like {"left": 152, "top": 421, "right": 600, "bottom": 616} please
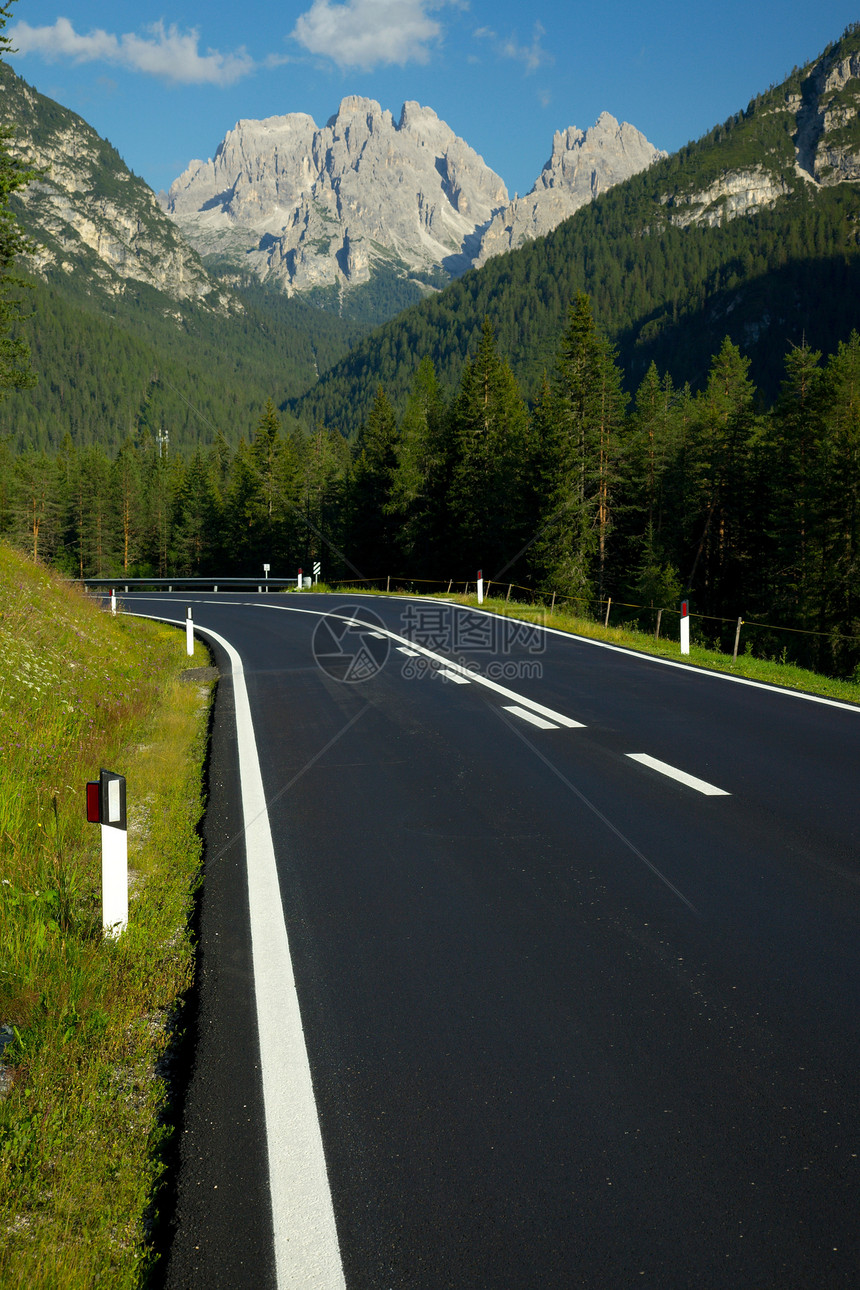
{"left": 680, "top": 600, "right": 690, "bottom": 655}
{"left": 87, "top": 769, "right": 128, "bottom": 938}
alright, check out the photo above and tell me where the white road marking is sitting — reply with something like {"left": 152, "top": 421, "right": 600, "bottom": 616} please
{"left": 626, "top": 753, "right": 730, "bottom": 797}
{"left": 270, "top": 606, "right": 585, "bottom": 727}
{"left": 119, "top": 596, "right": 587, "bottom": 729}
{"left": 123, "top": 612, "right": 345, "bottom": 1290}
{"left": 503, "top": 704, "right": 560, "bottom": 730}
{"left": 438, "top": 669, "right": 471, "bottom": 684}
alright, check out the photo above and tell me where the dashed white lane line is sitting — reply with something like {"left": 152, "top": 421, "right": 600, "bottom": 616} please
{"left": 397, "top": 645, "right": 420, "bottom": 657}
{"left": 438, "top": 668, "right": 471, "bottom": 685}
{"left": 503, "top": 704, "right": 560, "bottom": 730}
{"left": 626, "top": 753, "right": 730, "bottom": 797}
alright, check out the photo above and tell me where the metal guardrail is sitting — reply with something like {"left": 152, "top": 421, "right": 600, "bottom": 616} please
{"left": 74, "top": 577, "right": 301, "bottom": 592}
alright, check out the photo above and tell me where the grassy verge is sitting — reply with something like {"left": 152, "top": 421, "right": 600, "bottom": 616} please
{"left": 332, "top": 586, "right": 860, "bottom": 707}
{"left": 0, "top": 543, "right": 213, "bottom": 1287}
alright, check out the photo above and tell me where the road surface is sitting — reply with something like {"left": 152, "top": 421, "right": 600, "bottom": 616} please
{"left": 123, "top": 591, "right": 859, "bottom": 1289}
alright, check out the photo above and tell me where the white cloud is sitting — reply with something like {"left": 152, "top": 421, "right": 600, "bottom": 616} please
{"left": 475, "top": 21, "right": 552, "bottom": 74}
{"left": 291, "top": 0, "right": 445, "bottom": 70}
{"left": 9, "top": 18, "right": 255, "bottom": 86}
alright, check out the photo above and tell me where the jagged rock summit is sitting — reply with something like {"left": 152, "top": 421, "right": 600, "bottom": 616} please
{"left": 163, "top": 96, "right": 509, "bottom": 294}
{"left": 163, "top": 99, "right": 664, "bottom": 296}
{"left": 473, "top": 112, "right": 666, "bottom": 266}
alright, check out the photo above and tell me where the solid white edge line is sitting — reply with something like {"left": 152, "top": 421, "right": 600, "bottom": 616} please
{"left": 626, "top": 752, "right": 730, "bottom": 797}
{"left": 124, "top": 611, "right": 345, "bottom": 1290}
{"left": 502, "top": 705, "right": 559, "bottom": 730}
{"left": 405, "top": 599, "right": 860, "bottom": 715}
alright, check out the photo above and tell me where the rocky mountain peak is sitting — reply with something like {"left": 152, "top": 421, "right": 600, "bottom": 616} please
{"left": 473, "top": 113, "right": 665, "bottom": 267}
{"left": 164, "top": 97, "right": 509, "bottom": 294}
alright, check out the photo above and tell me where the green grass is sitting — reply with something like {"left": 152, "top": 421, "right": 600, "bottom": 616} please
{"left": 0, "top": 543, "right": 212, "bottom": 1286}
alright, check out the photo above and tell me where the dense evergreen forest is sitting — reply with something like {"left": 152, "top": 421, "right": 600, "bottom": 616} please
{"left": 4, "top": 299, "right": 859, "bottom": 677}
{"left": 0, "top": 279, "right": 367, "bottom": 455}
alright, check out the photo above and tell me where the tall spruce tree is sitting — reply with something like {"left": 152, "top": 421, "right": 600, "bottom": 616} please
{"left": 685, "top": 337, "right": 759, "bottom": 615}
{"left": 447, "top": 319, "right": 534, "bottom": 578}
{"left": 820, "top": 332, "right": 860, "bottom": 672}
{"left": 534, "top": 294, "right": 626, "bottom": 603}
{"left": 348, "top": 386, "right": 401, "bottom": 577}
{"left": 764, "top": 342, "right": 826, "bottom": 640}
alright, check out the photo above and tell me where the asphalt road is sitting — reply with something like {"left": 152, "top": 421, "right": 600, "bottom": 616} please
{"left": 126, "top": 591, "right": 859, "bottom": 1289}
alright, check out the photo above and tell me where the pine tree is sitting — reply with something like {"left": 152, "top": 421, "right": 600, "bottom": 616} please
{"left": 820, "top": 332, "right": 860, "bottom": 671}
{"left": 764, "top": 342, "right": 826, "bottom": 636}
{"left": 533, "top": 294, "right": 626, "bottom": 604}
{"left": 685, "top": 337, "right": 759, "bottom": 614}
{"left": 389, "top": 357, "right": 449, "bottom": 574}
{"left": 447, "top": 319, "right": 534, "bottom": 578}
{"left": 348, "top": 386, "right": 401, "bottom": 577}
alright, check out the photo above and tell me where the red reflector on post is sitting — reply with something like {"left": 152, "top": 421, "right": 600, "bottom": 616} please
{"left": 86, "top": 781, "right": 101, "bottom": 823}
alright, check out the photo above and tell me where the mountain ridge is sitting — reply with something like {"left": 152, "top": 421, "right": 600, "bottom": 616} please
{"left": 161, "top": 97, "right": 663, "bottom": 300}
{"left": 292, "top": 24, "right": 860, "bottom": 435}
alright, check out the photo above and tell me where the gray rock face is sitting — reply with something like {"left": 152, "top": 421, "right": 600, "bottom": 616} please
{"left": 473, "top": 112, "right": 665, "bottom": 266}
{"left": 665, "top": 45, "right": 860, "bottom": 227}
{"left": 0, "top": 65, "right": 219, "bottom": 306}
{"left": 164, "top": 97, "right": 509, "bottom": 293}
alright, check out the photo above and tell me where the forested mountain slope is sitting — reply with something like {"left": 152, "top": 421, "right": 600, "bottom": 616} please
{"left": 0, "top": 64, "right": 366, "bottom": 453}
{"left": 294, "top": 25, "right": 860, "bottom": 437}
{"left": 1, "top": 280, "right": 366, "bottom": 453}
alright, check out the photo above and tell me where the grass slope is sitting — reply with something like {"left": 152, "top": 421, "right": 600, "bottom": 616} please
{"left": 0, "top": 543, "right": 211, "bottom": 1285}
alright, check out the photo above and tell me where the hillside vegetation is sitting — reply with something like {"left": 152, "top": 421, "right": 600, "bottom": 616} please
{"left": 294, "top": 25, "right": 860, "bottom": 437}
{"left": 0, "top": 542, "right": 210, "bottom": 1285}
{"left": 1, "top": 279, "right": 367, "bottom": 455}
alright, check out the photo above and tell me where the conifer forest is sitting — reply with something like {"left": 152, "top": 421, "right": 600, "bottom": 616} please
{"left": 3, "top": 298, "right": 859, "bottom": 677}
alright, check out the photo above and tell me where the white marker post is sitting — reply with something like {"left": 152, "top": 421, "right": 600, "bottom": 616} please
{"left": 87, "top": 770, "right": 128, "bottom": 938}
{"left": 110, "top": 588, "right": 116, "bottom": 616}
{"left": 186, "top": 606, "right": 194, "bottom": 657}
{"left": 477, "top": 569, "right": 484, "bottom": 605}
{"left": 297, "top": 567, "right": 303, "bottom": 591}
{"left": 680, "top": 599, "right": 690, "bottom": 655}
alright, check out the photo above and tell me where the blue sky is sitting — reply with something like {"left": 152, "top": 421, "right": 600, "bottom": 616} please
{"left": 6, "top": 0, "right": 859, "bottom": 198}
